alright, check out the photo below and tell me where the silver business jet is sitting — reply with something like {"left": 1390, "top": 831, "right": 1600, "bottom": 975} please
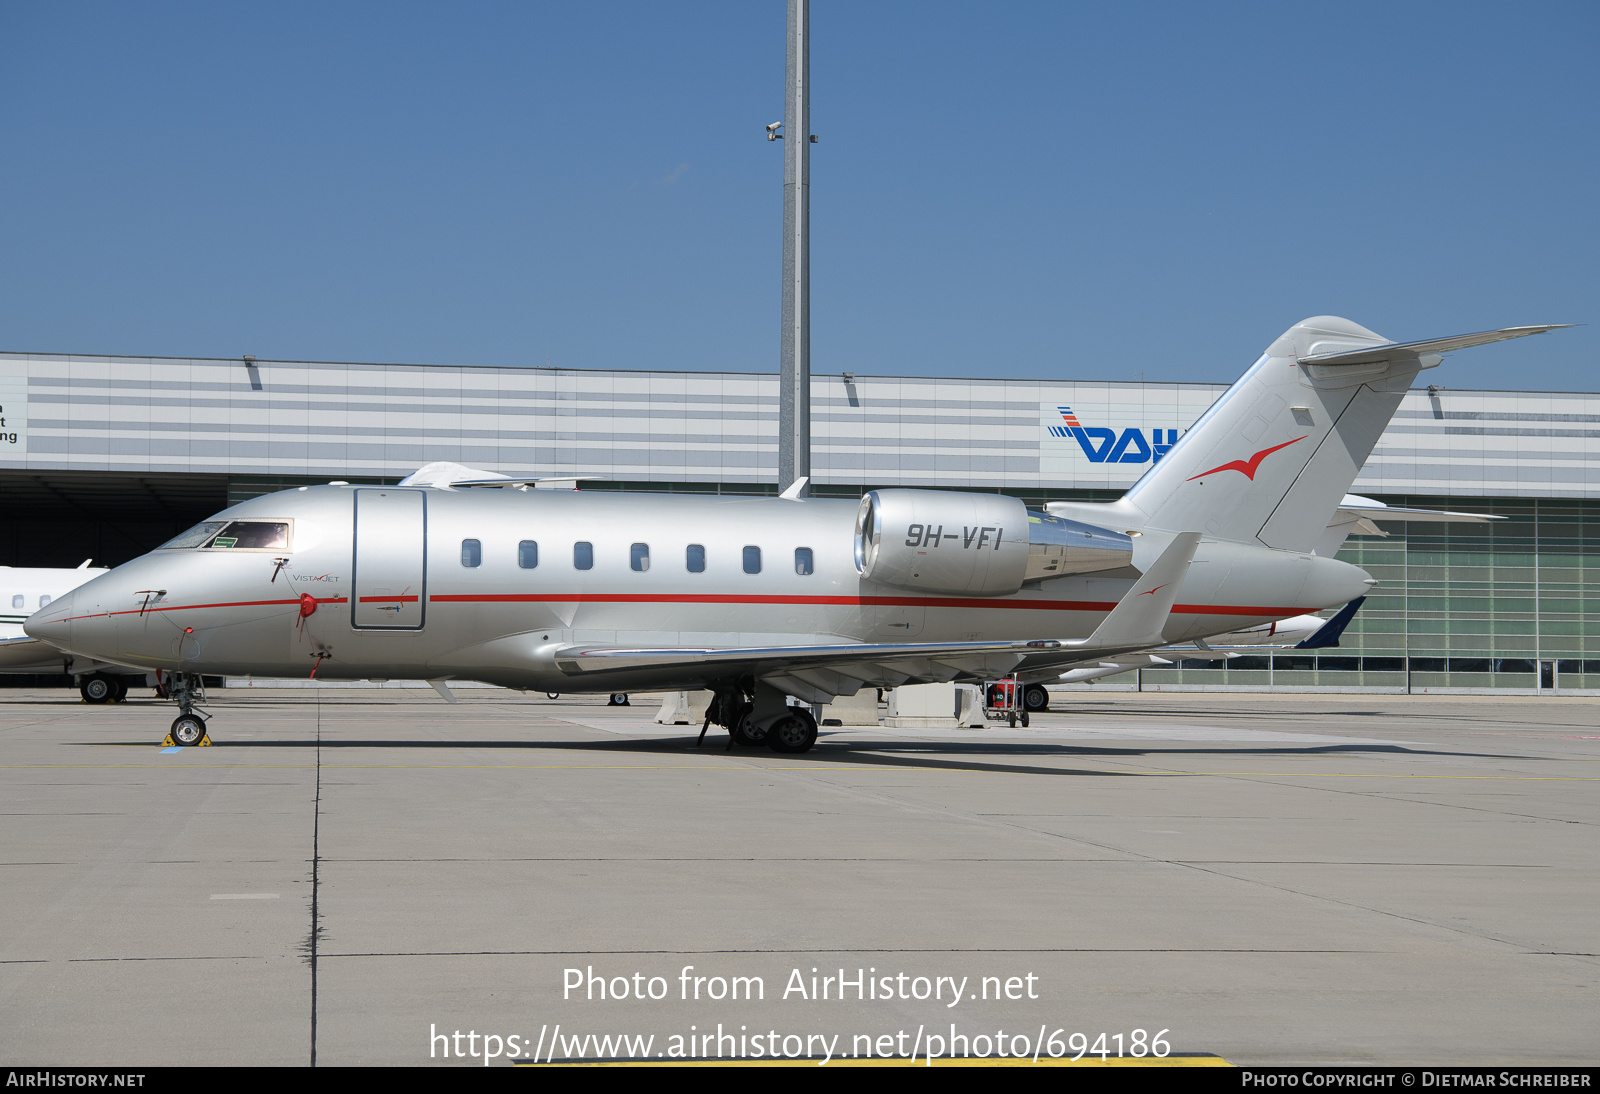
{"left": 26, "top": 317, "right": 1565, "bottom": 750}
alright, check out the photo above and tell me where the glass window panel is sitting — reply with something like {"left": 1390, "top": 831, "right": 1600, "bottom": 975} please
{"left": 519, "top": 541, "right": 539, "bottom": 569}
{"left": 743, "top": 546, "right": 761, "bottom": 574}
{"left": 11, "top": 595, "right": 21, "bottom": 609}
{"left": 38, "top": 595, "right": 50, "bottom": 608}
{"left": 574, "top": 542, "right": 593, "bottom": 570}
{"left": 208, "top": 521, "right": 291, "bottom": 550}
{"left": 461, "top": 539, "right": 481, "bottom": 567}
{"left": 794, "top": 547, "right": 813, "bottom": 575}
{"left": 158, "top": 521, "right": 229, "bottom": 549}
{"left": 631, "top": 543, "right": 650, "bottom": 572}
{"left": 686, "top": 544, "right": 706, "bottom": 573}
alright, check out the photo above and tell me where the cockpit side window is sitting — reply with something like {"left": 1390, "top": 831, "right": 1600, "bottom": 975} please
{"left": 207, "top": 521, "right": 291, "bottom": 550}
{"left": 158, "top": 520, "right": 291, "bottom": 551}
{"left": 158, "top": 522, "right": 229, "bottom": 549}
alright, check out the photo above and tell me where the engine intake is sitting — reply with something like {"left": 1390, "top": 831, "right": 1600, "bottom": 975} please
{"left": 854, "top": 490, "right": 1134, "bottom": 597}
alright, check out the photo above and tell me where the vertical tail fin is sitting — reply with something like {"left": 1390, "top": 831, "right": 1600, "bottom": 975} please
{"left": 1117, "top": 317, "right": 1564, "bottom": 552}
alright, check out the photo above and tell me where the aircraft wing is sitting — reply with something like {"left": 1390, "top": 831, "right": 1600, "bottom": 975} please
{"left": 551, "top": 533, "right": 1204, "bottom": 702}
{"left": 0, "top": 636, "right": 69, "bottom": 673}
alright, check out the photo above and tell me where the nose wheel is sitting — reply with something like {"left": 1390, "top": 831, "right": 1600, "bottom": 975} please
{"left": 167, "top": 713, "right": 210, "bottom": 747}
{"left": 159, "top": 673, "right": 213, "bottom": 746}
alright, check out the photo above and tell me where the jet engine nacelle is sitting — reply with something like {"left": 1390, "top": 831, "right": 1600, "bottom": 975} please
{"left": 854, "top": 489, "right": 1134, "bottom": 597}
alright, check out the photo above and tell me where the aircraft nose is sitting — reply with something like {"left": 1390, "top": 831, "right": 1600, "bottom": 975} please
{"left": 24, "top": 591, "right": 74, "bottom": 645}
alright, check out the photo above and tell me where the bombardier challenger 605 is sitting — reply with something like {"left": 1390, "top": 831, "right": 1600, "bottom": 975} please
{"left": 26, "top": 317, "right": 1565, "bottom": 751}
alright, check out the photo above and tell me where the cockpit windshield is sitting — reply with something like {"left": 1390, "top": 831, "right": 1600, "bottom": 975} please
{"left": 157, "top": 520, "right": 292, "bottom": 551}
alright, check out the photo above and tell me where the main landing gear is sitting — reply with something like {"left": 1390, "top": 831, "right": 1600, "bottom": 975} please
{"left": 78, "top": 673, "right": 128, "bottom": 704}
{"left": 160, "top": 673, "right": 212, "bottom": 747}
{"left": 697, "top": 682, "right": 819, "bottom": 754}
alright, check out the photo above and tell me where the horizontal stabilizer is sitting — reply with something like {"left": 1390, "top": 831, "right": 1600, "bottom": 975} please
{"left": 1336, "top": 495, "right": 1503, "bottom": 524}
{"left": 1295, "top": 596, "right": 1366, "bottom": 650}
{"left": 1299, "top": 325, "right": 1569, "bottom": 366}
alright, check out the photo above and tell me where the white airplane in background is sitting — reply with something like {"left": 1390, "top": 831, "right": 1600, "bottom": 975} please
{"left": 26, "top": 316, "right": 1567, "bottom": 748}
{"left": 0, "top": 560, "right": 144, "bottom": 701}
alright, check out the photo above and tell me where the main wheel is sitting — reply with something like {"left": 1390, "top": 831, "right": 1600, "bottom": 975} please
{"left": 170, "top": 714, "right": 207, "bottom": 747}
{"left": 766, "top": 710, "right": 818, "bottom": 754}
{"left": 111, "top": 677, "right": 129, "bottom": 703}
{"left": 80, "top": 674, "right": 114, "bottom": 704}
{"left": 1022, "top": 684, "right": 1050, "bottom": 712}
{"left": 546, "top": 692, "right": 561, "bottom": 699}
{"left": 608, "top": 692, "right": 630, "bottom": 706}
{"left": 731, "top": 708, "right": 767, "bottom": 747}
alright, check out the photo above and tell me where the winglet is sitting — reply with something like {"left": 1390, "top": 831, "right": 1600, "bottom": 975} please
{"left": 1294, "top": 596, "right": 1366, "bottom": 649}
{"left": 779, "top": 476, "right": 810, "bottom": 501}
{"left": 1083, "top": 532, "right": 1202, "bottom": 648}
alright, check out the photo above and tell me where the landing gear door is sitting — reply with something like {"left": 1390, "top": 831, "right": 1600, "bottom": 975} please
{"left": 352, "top": 489, "right": 427, "bottom": 630}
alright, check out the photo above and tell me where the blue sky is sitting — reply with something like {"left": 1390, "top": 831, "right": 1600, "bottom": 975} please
{"left": 1, "top": 1, "right": 1594, "bottom": 389}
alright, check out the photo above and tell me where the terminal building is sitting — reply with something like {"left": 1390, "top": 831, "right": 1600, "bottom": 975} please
{"left": 1, "top": 348, "right": 1596, "bottom": 693}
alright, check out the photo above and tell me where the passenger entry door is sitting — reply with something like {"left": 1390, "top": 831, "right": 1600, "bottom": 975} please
{"left": 352, "top": 489, "right": 427, "bottom": 629}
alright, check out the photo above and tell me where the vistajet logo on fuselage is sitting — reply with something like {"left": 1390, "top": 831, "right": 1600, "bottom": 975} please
{"left": 1048, "top": 407, "right": 1180, "bottom": 464}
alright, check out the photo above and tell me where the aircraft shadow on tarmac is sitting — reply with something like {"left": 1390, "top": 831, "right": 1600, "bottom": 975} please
{"left": 80, "top": 734, "right": 1540, "bottom": 778}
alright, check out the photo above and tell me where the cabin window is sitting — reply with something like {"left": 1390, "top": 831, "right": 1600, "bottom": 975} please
{"left": 686, "top": 544, "right": 705, "bottom": 573}
{"left": 630, "top": 543, "right": 650, "bottom": 571}
{"left": 11, "top": 595, "right": 21, "bottom": 609}
{"left": 39, "top": 595, "right": 50, "bottom": 608}
{"left": 743, "top": 546, "right": 762, "bottom": 574}
{"left": 461, "top": 539, "right": 482, "bottom": 567}
{"left": 518, "top": 540, "right": 539, "bottom": 569}
{"left": 574, "top": 542, "right": 594, "bottom": 570}
{"left": 795, "top": 547, "right": 814, "bottom": 575}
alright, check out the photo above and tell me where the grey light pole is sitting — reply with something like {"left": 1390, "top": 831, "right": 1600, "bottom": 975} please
{"left": 777, "top": 0, "right": 810, "bottom": 496}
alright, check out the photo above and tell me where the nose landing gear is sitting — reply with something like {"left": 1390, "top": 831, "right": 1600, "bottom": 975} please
{"left": 160, "top": 673, "right": 212, "bottom": 747}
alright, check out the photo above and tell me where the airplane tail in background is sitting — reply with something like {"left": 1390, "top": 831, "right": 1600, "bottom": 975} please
{"left": 1115, "top": 317, "right": 1566, "bottom": 552}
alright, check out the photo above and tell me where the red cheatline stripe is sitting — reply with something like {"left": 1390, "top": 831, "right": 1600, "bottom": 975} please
{"left": 54, "top": 596, "right": 348, "bottom": 623}
{"left": 357, "top": 595, "right": 419, "bottom": 603}
{"left": 426, "top": 592, "right": 1310, "bottom": 617}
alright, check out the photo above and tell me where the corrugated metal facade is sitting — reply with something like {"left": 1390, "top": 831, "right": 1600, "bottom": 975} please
{"left": 3, "top": 351, "right": 1597, "bottom": 498}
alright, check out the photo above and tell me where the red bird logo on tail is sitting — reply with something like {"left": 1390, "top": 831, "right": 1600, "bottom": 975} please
{"left": 1187, "top": 436, "right": 1307, "bottom": 482}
